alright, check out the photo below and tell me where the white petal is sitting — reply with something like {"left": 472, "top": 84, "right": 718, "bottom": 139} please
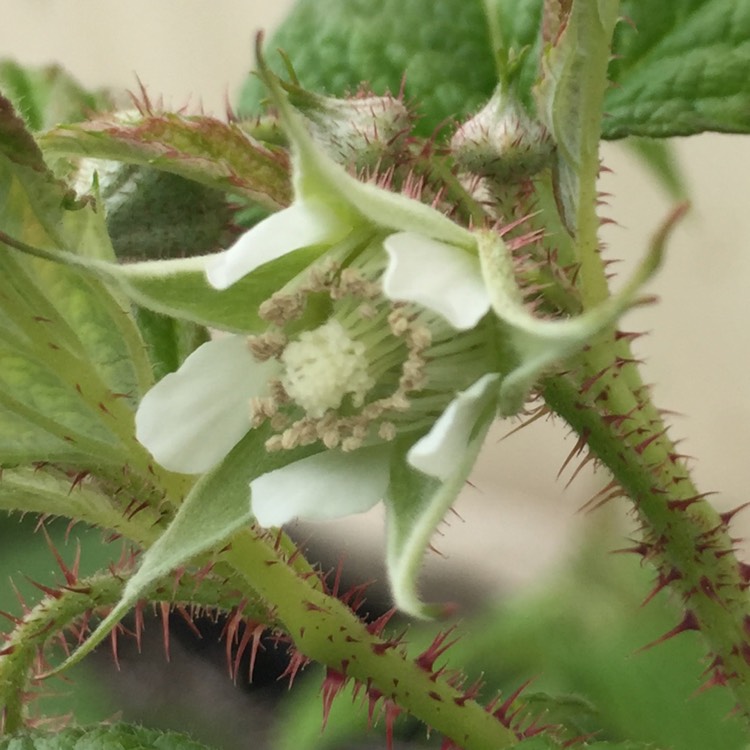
{"left": 407, "top": 373, "right": 499, "bottom": 481}
{"left": 382, "top": 232, "right": 490, "bottom": 330}
{"left": 250, "top": 446, "right": 391, "bottom": 527}
{"left": 136, "top": 335, "right": 280, "bottom": 474}
{"left": 206, "top": 202, "right": 349, "bottom": 290}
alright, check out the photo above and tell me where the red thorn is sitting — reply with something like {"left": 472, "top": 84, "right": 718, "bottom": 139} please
{"left": 720, "top": 503, "right": 750, "bottom": 527}
{"left": 416, "top": 626, "right": 460, "bottom": 674}
{"left": 159, "top": 602, "right": 171, "bottom": 662}
{"left": 321, "top": 668, "right": 348, "bottom": 729}
{"left": 556, "top": 429, "right": 590, "bottom": 480}
{"left": 641, "top": 568, "right": 682, "bottom": 607}
{"left": 580, "top": 479, "right": 626, "bottom": 513}
{"left": 634, "top": 428, "right": 668, "bottom": 455}
{"left": 110, "top": 626, "right": 122, "bottom": 670}
{"left": 611, "top": 540, "right": 652, "bottom": 558}
{"left": 383, "top": 699, "right": 401, "bottom": 750}
{"left": 40, "top": 526, "right": 79, "bottom": 586}
{"left": 367, "top": 608, "right": 398, "bottom": 637}
{"left": 26, "top": 578, "right": 62, "bottom": 599}
{"left": 638, "top": 610, "right": 700, "bottom": 652}
{"left": 695, "top": 668, "right": 729, "bottom": 694}
{"left": 68, "top": 470, "right": 90, "bottom": 494}
{"left": 666, "top": 493, "right": 714, "bottom": 512}
{"left": 279, "top": 648, "right": 310, "bottom": 688}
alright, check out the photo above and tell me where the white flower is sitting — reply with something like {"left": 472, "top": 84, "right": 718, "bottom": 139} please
{"left": 135, "top": 64, "right": 660, "bottom": 617}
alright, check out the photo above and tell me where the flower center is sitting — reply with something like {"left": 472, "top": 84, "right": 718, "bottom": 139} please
{"left": 247, "top": 240, "right": 494, "bottom": 453}
{"left": 280, "top": 319, "right": 374, "bottom": 418}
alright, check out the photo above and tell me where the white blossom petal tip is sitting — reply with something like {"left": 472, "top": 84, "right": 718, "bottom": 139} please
{"left": 135, "top": 335, "right": 280, "bottom": 474}
{"left": 250, "top": 446, "right": 391, "bottom": 527}
{"left": 407, "top": 373, "right": 500, "bottom": 481}
{"left": 382, "top": 232, "right": 491, "bottom": 330}
{"left": 206, "top": 202, "right": 349, "bottom": 290}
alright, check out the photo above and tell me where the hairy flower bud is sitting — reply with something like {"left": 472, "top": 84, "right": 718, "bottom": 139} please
{"left": 284, "top": 83, "right": 413, "bottom": 169}
{"left": 451, "top": 84, "right": 553, "bottom": 181}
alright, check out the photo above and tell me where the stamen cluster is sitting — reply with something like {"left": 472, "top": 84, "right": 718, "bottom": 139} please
{"left": 245, "top": 248, "right": 480, "bottom": 454}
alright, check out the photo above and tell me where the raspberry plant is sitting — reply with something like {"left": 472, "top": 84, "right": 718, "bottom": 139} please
{"left": 1, "top": 1, "right": 750, "bottom": 749}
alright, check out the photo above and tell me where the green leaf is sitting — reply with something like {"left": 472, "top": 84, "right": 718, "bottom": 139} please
{"left": 0, "top": 96, "right": 153, "bottom": 466}
{"left": 98, "top": 166, "right": 237, "bottom": 261}
{"left": 493, "top": 0, "right": 750, "bottom": 139}
{"left": 0, "top": 60, "right": 113, "bottom": 132}
{"left": 40, "top": 112, "right": 292, "bottom": 210}
{"left": 606, "top": 0, "right": 750, "bottom": 137}
{"left": 0, "top": 724, "right": 218, "bottom": 750}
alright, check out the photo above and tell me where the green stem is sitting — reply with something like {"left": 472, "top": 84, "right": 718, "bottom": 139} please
{"left": 543, "top": 362, "right": 750, "bottom": 713}
{"left": 225, "top": 528, "right": 520, "bottom": 750}
{"left": 0, "top": 570, "right": 273, "bottom": 734}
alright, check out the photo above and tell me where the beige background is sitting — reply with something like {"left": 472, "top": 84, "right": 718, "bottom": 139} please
{"left": 2, "top": 1, "right": 749, "bottom": 599}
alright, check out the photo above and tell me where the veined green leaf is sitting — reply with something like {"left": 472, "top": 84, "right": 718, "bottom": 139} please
{"left": 607, "top": 0, "right": 750, "bottom": 137}
{"left": 0, "top": 95, "right": 152, "bottom": 466}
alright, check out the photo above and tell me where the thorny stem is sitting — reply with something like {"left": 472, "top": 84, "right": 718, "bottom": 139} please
{"left": 543, "top": 354, "right": 750, "bottom": 713}
{"left": 225, "top": 528, "right": 521, "bottom": 750}
{"left": 0, "top": 570, "right": 273, "bottom": 734}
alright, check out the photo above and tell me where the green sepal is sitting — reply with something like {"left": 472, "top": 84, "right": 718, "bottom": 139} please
{"left": 0, "top": 724, "right": 218, "bottom": 750}
{"left": 534, "top": 0, "right": 619, "bottom": 234}
{"left": 39, "top": 111, "right": 292, "bottom": 211}
{"left": 1, "top": 231, "right": 327, "bottom": 334}
{"left": 624, "top": 137, "right": 689, "bottom": 201}
{"left": 385, "top": 414, "right": 493, "bottom": 619}
{"left": 254, "top": 51, "right": 475, "bottom": 249}
{"left": 476, "top": 221, "right": 666, "bottom": 415}
{"left": 50, "top": 425, "right": 318, "bottom": 675}
{"left": 112, "top": 245, "right": 325, "bottom": 332}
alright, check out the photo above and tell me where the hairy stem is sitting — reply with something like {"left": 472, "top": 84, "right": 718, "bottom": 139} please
{"left": 0, "top": 569, "right": 273, "bottom": 734}
{"left": 543, "top": 356, "right": 750, "bottom": 713}
{"left": 225, "top": 528, "right": 521, "bottom": 750}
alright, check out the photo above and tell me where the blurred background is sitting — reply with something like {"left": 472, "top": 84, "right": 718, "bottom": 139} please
{"left": 1, "top": 2, "right": 749, "bottom": 749}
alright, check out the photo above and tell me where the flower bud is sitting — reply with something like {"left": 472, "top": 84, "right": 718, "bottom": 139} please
{"left": 451, "top": 83, "right": 553, "bottom": 181}
{"left": 284, "top": 82, "right": 413, "bottom": 169}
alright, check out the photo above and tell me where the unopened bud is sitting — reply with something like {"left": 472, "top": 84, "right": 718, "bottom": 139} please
{"left": 451, "top": 84, "right": 553, "bottom": 181}
{"left": 286, "top": 83, "right": 413, "bottom": 169}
